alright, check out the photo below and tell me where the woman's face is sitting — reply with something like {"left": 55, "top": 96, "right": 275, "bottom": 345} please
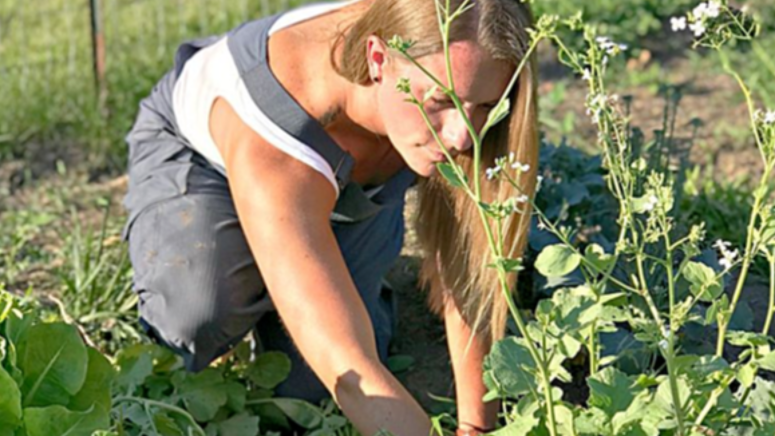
{"left": 370, "top": 39, "right": 514, "bottom": 177}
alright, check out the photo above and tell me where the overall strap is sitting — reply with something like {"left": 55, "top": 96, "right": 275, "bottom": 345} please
{"left": 226, "top": 14, "right": 398, "bottom": 223}
{"left": 226, "top": 15, "right": 355, "bottom": 192}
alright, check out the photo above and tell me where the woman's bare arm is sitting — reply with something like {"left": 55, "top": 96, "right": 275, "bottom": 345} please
{"left": 211, "top": 97, "right": 431, "bottom": 436}
{"left": 443, "top": 295, "right": 499, "bottom": 432}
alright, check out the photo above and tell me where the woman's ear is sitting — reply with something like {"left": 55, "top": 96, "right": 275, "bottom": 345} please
{"left": 365, "top": 35, "right": 388, "bottom": 83}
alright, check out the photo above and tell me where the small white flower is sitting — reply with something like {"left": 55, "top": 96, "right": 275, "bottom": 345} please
{"left": 658, "top": 339, "right": 669, "bottom": 350}
{"left": 693, "top": 2, "right": 709, "bottom": 19}
{"left": 764, "top": 110, "right": 775, "bottom": 125}
{"left": 644, "top": 194, "right": 659, "bottom": 212}
{"left": 689, "top": 20, "right": 706, "bottom": 37}
{"left": 713, "top": 239, "right": 732, "bottom": 250}
{"left": 514, "top": 194, "right": 529, "bottom": 204}
{"left": 508, "top": 151, "right": 516, "bottom": 162}
{"left": 619, "top": 43, "right": 628, "bottom": 51}
{"left": 581, "top": 68, "right": 591, "bottom": 81}
{"left": 536, "top": 175, "right": 544, "bottom": 191}
{"left": 706, "top": 0, "right": 721, "bottom": 18}
{"left": 486, "top": 165, "right": 501, "bottom": 180}
{"left": 720, "top": 256, "right": 733, "bottom": 269}
{"left": 537, "top": 221, "right": 547, "bottom": 231}
{"left": 671, "top": 16, "right": 687, "bottom": 31}
{"left": 511, "top": 161, "right": 531, "bottom": 172}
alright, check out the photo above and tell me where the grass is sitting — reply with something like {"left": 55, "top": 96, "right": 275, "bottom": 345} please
{"left": 0, "top": 0, "right": 309, "bottom": 167}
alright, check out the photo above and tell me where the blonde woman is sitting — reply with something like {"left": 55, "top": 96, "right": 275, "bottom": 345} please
{"left": 122, "top": 0, "right": 538, "bottom": 434}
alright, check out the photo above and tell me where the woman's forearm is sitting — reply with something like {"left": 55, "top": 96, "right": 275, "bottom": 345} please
{"left": 443, "top": 297, "right": 499, "bottom": 431}
{"left": 333, "top": 360, "right": 432, "bottom": 436}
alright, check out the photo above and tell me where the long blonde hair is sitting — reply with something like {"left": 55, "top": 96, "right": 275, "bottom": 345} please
{"left": 331, "top": 0, "right": 539, "bottom": 341}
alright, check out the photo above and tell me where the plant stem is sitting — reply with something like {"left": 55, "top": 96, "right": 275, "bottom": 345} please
{"left": 763, "top": 254, "right": 775, "bottom": 335}
{"left": 714, "top": 49, "right": 773, "bottom": 356}
{"left": 664, "top": 335, "right": 687, "bottom": 436}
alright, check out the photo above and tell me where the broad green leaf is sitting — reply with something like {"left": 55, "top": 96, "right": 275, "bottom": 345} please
{"left": 269, "top": 399, "right": 323, "bottom": 429}
{"left": 215, "top": 412, "right": 260, "bottom": 436}
{"left": 682, "top": 262, "right": 722, "bottom": 302}
{"left": 68, "top": 348, "right": 115, "bottom": 413}
{"left": 23, "top": 405, "right": 109, "bottom": 436}
{"left": 437, "top": 163, "right": 467, "bottom": 188}
{"left": 483, "top": 337, "right": 537, "bottom": 398}
{"left": 173, "top": 369, "right": 229, "bottom": 422}
{"left": 588, "top": 367, "right": 641, "bottom": 417}
{"left": 746, "top": 377, "right": 775, "bottom": 423}
{"left": 757, "top": 350, "right": 775, "bottom": 371}
{"left": 387, "top": 355, "right": 415, "bottom": 374}
{"left": 738, "top": 362, "right": 757, "bottom": 388}
{"left": 574, "top": 407, "right": 609, "bottom": 435}
{"left": 652, "top": 376, "right": 691, "bottom": 427}
{"left": 0, "top": 365, "right": 22, "bottom": 428}
{"left": 727, "top": 331, "right": 771, "bottom": 348}
{"left": 551, "top": 286, "right": 601, "bottom": 331}
{"left": 584, "top": 244, "right": 615, "bottom": 274}
{"left": 18, "top": 323, "right": 88, "bottom": 407}
{"left": 4, "top": 310, "right": 33, "bottom": 348}
{"left": 489, "top": 407, "right": 539, "bottom": 435}
{"left": 153, "top": 413, "right": 185, "bottom": 436}
{"left": 223, "top": 381, "right": 247, "bottom": 413}
{"left": 115, "top": 351, "right": 153, "bottom": 391}
{"left": 535, "top": 244, "right": 581, "bottom": 278}
{"left": 245, "top": 352, "right": 291, "bottom": 389}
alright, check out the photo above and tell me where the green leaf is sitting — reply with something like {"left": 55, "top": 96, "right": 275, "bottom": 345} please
{"left": 727, "top": 331, "right": 772, "bottom": 348}
{"left": 574, "top": 407, "right": 609, "bottom": 435}
{"left": 437, "top": 163, "right": 467, "bottom": 188}
{"left": 68, "top": 348, "right": 115, "bottom": 413}
{"left": 4, "top": 310, "right": 34, "bottom": 348}
{"left": 215, "top": 412, "right": 260, "bottom": 436}
{"left": 483, "top": 337, "right": 537, "bottom": 398}
{"left": 269, "top": 399, "right": 323, "bottom": 429}
{"left": 584, "top": 244, "right": 615, "bottom": 274}
{"left": 387, "top": 355, "right": 415, "bottom": 374}
{"left": 588, "top": 367, "right": 641, "bottom": 417}
{"left": 535, "top": 244, "right": 582, "bottom": 278}
{"left": 0, "top": 365, "right": 22, "bottom": 428}
{"left": 114, "top": 351, "right": 153, "bottom": 391}
{"left": 485, "top": 98, "right": 510, "bottom": 129}
{"left": 23, "top": 405, "right": 109, "bottom": 436}
{"left": 245, "top": 352, "right": 291, "bottom": 390}
{"left": 223, "top": 381, "right": 247, "bottom": 413}
{"left": 173, "top": 369, "right": 229, "bottom": 422}
{"left": 738, "top": 362, "right": 757, "bottom": 388}
{"left": 153, "top": 413, "right": 185, "bottom": 436}
{"left": 18, "top": 323, "right": 88, "bottom": 407}
{"left": 682, "top": 262, "right": 722, "bottom": 302}
{"left": 758, "top": 351, "right": 775, "bottom": 372}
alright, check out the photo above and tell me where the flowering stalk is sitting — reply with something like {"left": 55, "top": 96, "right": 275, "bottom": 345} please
{"left": 389, "top": 3, "right": 560, "bottom": 435}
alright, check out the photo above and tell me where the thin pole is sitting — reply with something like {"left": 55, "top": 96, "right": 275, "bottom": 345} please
{"left": 89, "top": 0, "right": 108, "bottom": 113}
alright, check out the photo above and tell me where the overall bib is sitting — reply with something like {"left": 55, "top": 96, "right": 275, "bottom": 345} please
{"left": 122, "top": 9, "right": 417, "bottom": 402}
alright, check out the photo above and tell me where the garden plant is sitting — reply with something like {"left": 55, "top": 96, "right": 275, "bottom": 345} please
{"left": 388, "top": 0, "right": 775, "bottom": 435}
{"left": 2, "top": 0, "right": 775, "bottom": 435}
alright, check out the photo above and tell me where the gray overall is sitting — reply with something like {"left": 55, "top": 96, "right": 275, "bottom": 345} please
{"left": 122, "top": 11, "right": 416, "bottom": 402}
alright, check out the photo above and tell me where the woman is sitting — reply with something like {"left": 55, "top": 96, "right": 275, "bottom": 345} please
{"left": 122, "top": 0, "right": 538, "bottom": 434}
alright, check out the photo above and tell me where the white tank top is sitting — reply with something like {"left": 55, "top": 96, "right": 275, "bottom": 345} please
{"left": 172, "top": 0, "right": 362, "bottom": 197}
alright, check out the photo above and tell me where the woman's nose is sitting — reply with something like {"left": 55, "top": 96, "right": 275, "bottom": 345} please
{"left": 441, "top": 111, "right": 473, "bottom": 152}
